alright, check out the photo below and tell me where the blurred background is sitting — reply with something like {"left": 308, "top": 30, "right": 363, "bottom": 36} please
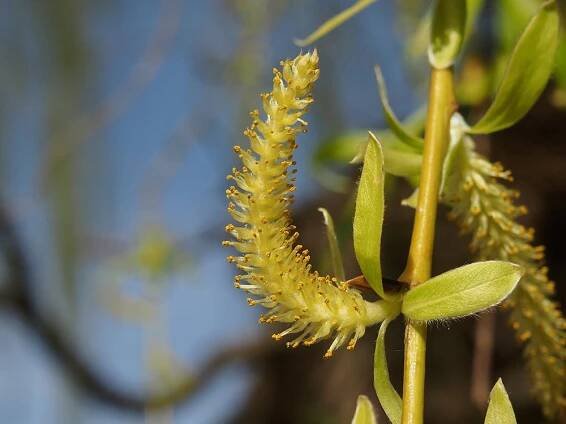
{"left": 0, "top": 0, "right": 564, "bottom": 423}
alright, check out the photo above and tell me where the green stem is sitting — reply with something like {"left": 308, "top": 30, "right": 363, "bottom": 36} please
{"left": 399, "top": 67, "right": 455, "bottom": 424}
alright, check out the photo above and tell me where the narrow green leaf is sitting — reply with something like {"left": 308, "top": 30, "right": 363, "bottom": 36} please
{"left": 469, "top": 1, "right": 559, "bottom": 134}
{"left": 407, "top": 10, "right": 431, "bottom": 60}
{"left": 356, "top": 137, "right": 423, "bottom": 177}
{"left": 312, "top": 106, "right": 425, "bottom": 190}
{"left": 401, "top": 188, "right": 419, "bottom": 209}
{"left": 374, "top": 66, "right": 424, "bottom": 151}
{"left": 439, "top": 113, "right": 470, "bottom": 199}
{"left": 374, "top": 320, "right": 402, "bottom": 424}
{"left": 497, "top": 0, "right": 539, "bottom": 55}
{"left": 313, "top": 131, "right": 367, "bottom": 192}
{"left": 429, "top": 0, "right": 467, "bottom": 69}
{"left": 354, "top": 132, "right": 385, "bottom": 297}
{"left": 295, "top": 0, "right": 377, "bottom": 47}
{"left": 315, "top": 131, "right": 367, "bottom": 168}
{"left": 402, "top": 261, "right": 523, "bottom": 322}
{"left": 312, "top": 165, "right": 352, "bottom": 193}
{"left": 318, "top": 208, "right": 346, "bottom": 281}
{"left": 350, "top": 137, "right": 369, "bottom": 165}
{"left": 382, "top": 144, "right": 423, "bottom": 178}
{"left": 354, "top": 107, "right": 426, "bottom": 166}
{"left": 554, "top": 35, "right": 566, "bottom": 89}
{"left": 484, "top": 379, "right": 517, "bottom": 424}
{"left": 439, "top": 135, "right": 468, "bottom": 202}
{"left": 351, "top": 395, "right": 378, "bottom": 424}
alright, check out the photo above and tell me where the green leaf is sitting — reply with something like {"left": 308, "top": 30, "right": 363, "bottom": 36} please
{"left": 318, "top": 208, "right": 346, "bottom": 281}
{"left": 354, "top": 106, "right": 426, "bottom": 167}
{"left": 354, "top": 132, "right": 385, "bottom": 297}
{"left": 357, "top": 136, "right": 423, "bottom": 178}
{"left": 439, "top": 113, "right": 470, "bottom": 199}
{"left": 554, "top": 35, "right": 566, "bottom": 89}
{"left": 402, "top": 261, "right": 523, "bottom": 322}
{"left": 469, "top": 1, "right": 559, "bottom": 134}
{"left": 439, "top": 136, "right": 468, "bottom": 202}
{"left": 312, "top": 107, "right": 425, "bottom": 190}
{"left": 401, "top": 188, "right": 419, "bottom": 209}
{"left": 374, "top": 66, "right": 424, "bottom": 151}
{"left": 429, "top": 0, "right": 467, "bottom": 69}
{"left": 313, "top": 131, "right": 367, "bottom": 192}
{"left": 406, "top": 10, "right": 431, "bottom": 61}
{"left": 382, "top": 143, "right": 423, "bottom": 178}
{"left": 295, "top": 0, "right": 377, "bottom": 47}
{"left": 351, "top": 395, "right": 379, "bottom": 424}
{"left": 497, "top": 0, "right": 539, "bottom": 55}
{"left": 484, "top": 379, "right": 517, "bottom": 424}
{"left": 317, "top": 132, "right": 367, "bottom": 161}
{"left": 350, "top": 137, "right": 369, "bottom": 165}
{"left": 374, "top": 320, "right": 402, "bottom": 424}
{"left": 312, "top": 166, "right": 352, "bottom": 193}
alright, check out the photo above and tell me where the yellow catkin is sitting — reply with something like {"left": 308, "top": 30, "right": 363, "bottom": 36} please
{"left": 224, "top": 51, "right": 392, "bottom": 358}
{"left": 442, "top": 137, "right": 566, "bottom": 418}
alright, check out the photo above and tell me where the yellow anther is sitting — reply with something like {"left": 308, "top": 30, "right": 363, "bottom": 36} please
{"left": 519, "top": 331, "right": 532, "bottom": 342}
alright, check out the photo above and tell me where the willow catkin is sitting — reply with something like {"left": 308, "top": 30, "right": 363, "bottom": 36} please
{"left": 223, "top": 51, "right": 394, "bottom": 358}
{"left": 442, "top": 135, "right": 566, "bottom": 418}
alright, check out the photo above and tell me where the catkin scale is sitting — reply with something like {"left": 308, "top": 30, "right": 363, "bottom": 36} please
{"left": 224, "top": 52, "right": 393, "bottom": 358}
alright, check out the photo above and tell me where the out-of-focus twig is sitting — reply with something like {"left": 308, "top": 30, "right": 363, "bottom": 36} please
{"left": 0, "top": 203, "right": 272, "bottom": 412}
{"left": 470, "top": 312, "right": 496, "bottom": 410}
{"left": 41, "top": 0, "right": 182, "bottom": 183}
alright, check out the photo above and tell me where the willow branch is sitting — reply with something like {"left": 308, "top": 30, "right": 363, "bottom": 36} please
{"left": 399, "top": 67, "right": 455, "bottom": 424}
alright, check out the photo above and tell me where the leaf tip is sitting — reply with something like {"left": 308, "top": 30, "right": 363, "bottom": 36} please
{"left": 485, "top": 378, "right": 517, "bottom": 424}
{"left": 318, "top": 207, "right": 330, "bottom": 224}
{"left": 367, "top": 130, "right": 379, "bottom": 145}
{"left": 351, "top": 395, "right": 378, "bottom": 424}
{"left": 494, "top": 377, "right": 504, "bottom": 388}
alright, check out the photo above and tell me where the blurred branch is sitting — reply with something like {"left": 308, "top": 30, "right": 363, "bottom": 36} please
{"left": 0, "top": 204, "right": 271, "bottom": 412}
{"left": 470, "top": 312, "right": 496, "bottom": 410}
{"left": 41, "top": 0, "right": 183, "bottom": 182}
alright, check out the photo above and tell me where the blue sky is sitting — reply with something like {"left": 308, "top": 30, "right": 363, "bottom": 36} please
{"left": 0, "top": 0, "right": 420, "bottom": 422}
